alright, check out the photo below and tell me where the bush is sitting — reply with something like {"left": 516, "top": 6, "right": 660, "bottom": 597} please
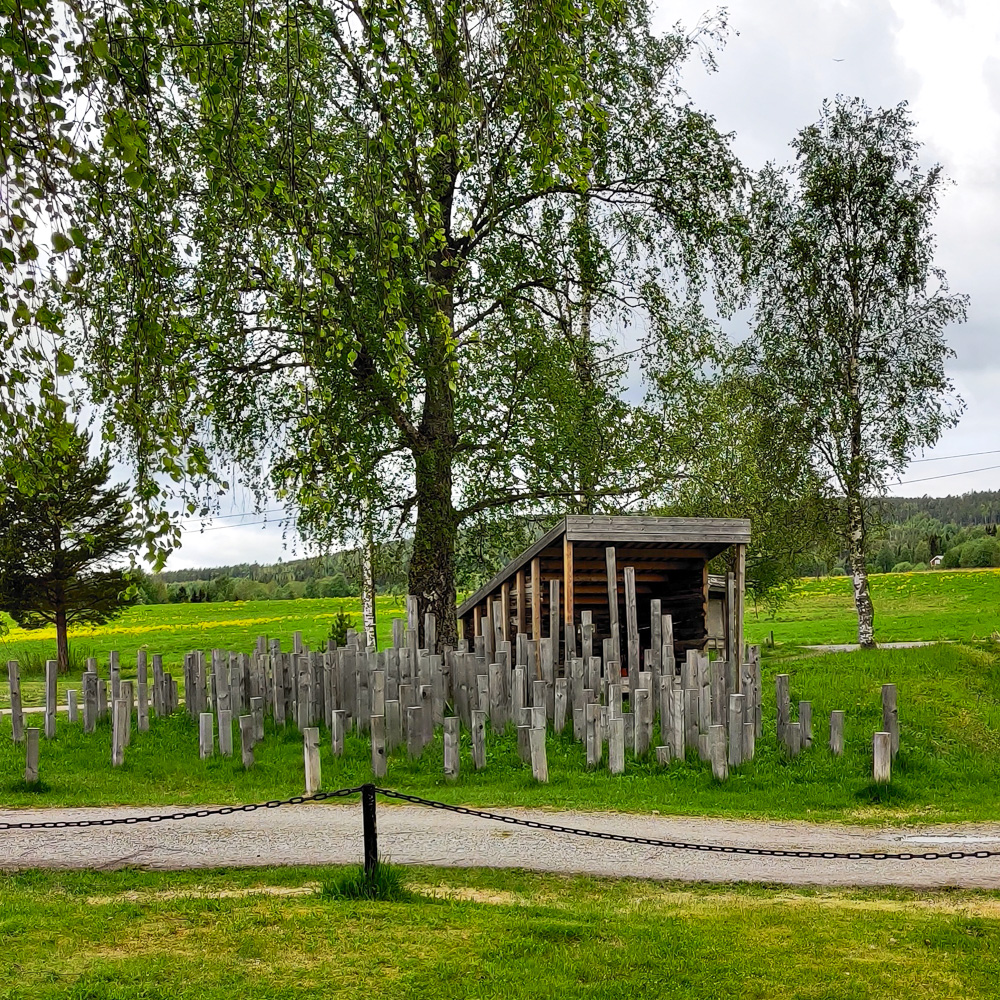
{"left": 942, "top": 546, "right": 963, "bottom": 569}
{"left": 891, "top": 561, "right": 914, "bottom": 574}
{"left": 959, "top": 537, "right": 999, "bottom": 569}
{"left": 828, "top": 565, "right": 846, "bottom": 576}
{"left": 911, "top": 562, "right": 929, "bottom": 572}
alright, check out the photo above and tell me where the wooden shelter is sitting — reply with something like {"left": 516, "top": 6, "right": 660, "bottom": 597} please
{"left": 457, "top": 515, "right": 750, "bottom": 673}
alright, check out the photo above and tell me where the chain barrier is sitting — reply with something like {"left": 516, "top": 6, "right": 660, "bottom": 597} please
{"left": 372, "top": 788, "right": 1000, "bottom": 862}
{"left": 2, "top": 783, "right": 999, "bottom": 862}
{"left": 0, "top": 786, "right": 365, "bottom": 831}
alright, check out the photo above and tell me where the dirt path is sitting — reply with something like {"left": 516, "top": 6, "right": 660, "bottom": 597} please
{"left": 3, "top": 801, "right": 1000, "bottom": 888}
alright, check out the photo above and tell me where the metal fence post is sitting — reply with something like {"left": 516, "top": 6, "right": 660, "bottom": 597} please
{"left": 362, "top": 783, "right": 378, "bottom": 875}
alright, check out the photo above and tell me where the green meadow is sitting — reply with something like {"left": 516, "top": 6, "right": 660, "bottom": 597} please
{"left": 744, "top": 568, "right": 1000, "bottom": 646}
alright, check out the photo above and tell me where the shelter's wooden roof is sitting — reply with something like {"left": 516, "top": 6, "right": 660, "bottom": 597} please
{"left": 457, "top": 516, "right": 750, "bottom": 617}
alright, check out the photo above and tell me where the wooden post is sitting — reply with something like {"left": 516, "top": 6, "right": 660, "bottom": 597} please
{"left": 24, "top": 727, "right": 40, "bottom": 784}
{"left": 531, "top": 557, "right": 542, "bottom": 650}
{"left": 775, "top": 674, "right": 790, "bottom": 745}
{"left": 7, "top": 661, "right": 24, "bottom": 744}
{"left": 799, "top": 701, "right": 812, "bottom": 748}
{"left": 725, "top": 572, "right": 737, "bottom": 696}
{"left": 199, "top": 712, "right": 214, "bottom": 759}
{"left": 83, "top": 672, "right": 97, "bottom": 734}
{"left": 786, "top": 721, "right": 801, "bottom": 757}
{"left": 633, "top": 686, "right": 651, "bottom": 758}
{"left": 672, "top": 679, "right": 685, "bottom": 759}
{"left": 529, "top": 727, "right": 548, "bottom": 782}
{"left": 735, "top": 543, "right": 746, "bottom": 683}
{"left": 554, "top": 677, "right": 568, "bottom": 733}
{"left": 882, "top": 684, "right": 899, "bottom": 756}
{"left": 563, "top": 536, "right": 576, "bottom": 658}
{"left": 609, "top": 716, "right": 625, "bottom": 774}
{"left": 331, "top": 709, "right": 346, "bottom": 756}
{"left": 517, "top": 723, "right": 531, "bottom": 763}
{"left": 303, "top": 727, "right": 321, "bottom": 792}
{"left": 67, "top": 689, "right": 78, "bottom": 724}
{"left": 471, "top": 710, "right": 486, "bottom": 769}
{"left": 515, "top": 567, "right": 527, "bottom": 637}
{"left": 728, "top": 694, "right": 745, "bottom": 767}
{"left": 549, "top": 578, "right": 561, "bottom": 657}
{"left": 137, "top": 650, "right": 149, "bottom": 732}
{"left": 586, "top": 702, "right": 601, "bottom": 767}
{"left": 742, "top": 720, "right": 755, "bottom": 762}
{"left": 370, "top": 714, "right": 387, "bottom": 778}
{"left": 218, "top": 709, "right": 233, "bottom": 756}
{"left": 655, "top": 745, "right": 671, "bottom": 766}
{"left": 829, "top": 711, "right": 845, "bottom": 755}
{"left": 44, "top": 660, "right": 57, "bottom": 739}
{"left": 873, "top": 731, "right": 891, "bottom": 783}
{"left": 239, "top": 715, "right": 255, "bottom": 767}
{"left": 500, "top": 581, "right": 511, "bottom": 645}
{"left": 709, "top": 725, "right": 728, "bottom": 781}
{"left": 436, "top": 715, "right": 457, "bottom": 781}
{"left": 623, "top": 566, "right": 639, "bottom": 681}
{"left": 112, "top": 697, "right": 128, "bottom": 766}
{"left": 605, "top": 547, "right": 620, "bottom": 661}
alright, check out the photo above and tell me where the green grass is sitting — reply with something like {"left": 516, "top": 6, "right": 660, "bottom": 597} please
{"left": 2, "top": 865, "right": 1000, "bottom": 998}
{"left": 745, "top": 568, "right": 1000, "bottom": 646}
{"left": 5, "top": 643, "right": 1000, "bottom": 824}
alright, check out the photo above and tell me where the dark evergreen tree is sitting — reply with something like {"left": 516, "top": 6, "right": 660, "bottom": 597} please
{"left": 0, "top": 406, "right": 135, "bottom": 672}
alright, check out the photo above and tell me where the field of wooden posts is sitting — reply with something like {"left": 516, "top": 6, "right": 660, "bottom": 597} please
{"left": 3, "top": 591, "right": 921, "bottom": 797}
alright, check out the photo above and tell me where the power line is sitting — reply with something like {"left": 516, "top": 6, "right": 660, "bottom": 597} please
{"left": 176, "top": 507, "right": 285, "bottom": 525}
{"left": 911, "top": 448, "right": 1000, "bottom": 464}
{"left": 179, "top": 517, "right": 292, "bottom": 534}
{"left": 896, "top": 463, "right": 1000, "bottom": 487}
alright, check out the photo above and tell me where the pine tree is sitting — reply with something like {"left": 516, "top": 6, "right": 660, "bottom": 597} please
{"left": 0, "top": 405, "right": 135, "bottom": 672}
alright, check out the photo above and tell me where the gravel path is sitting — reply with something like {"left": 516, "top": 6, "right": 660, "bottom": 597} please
{"left": 3, "top": 801, "right": 1000, "bottom": 888}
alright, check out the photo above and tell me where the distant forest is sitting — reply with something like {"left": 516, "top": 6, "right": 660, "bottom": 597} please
{"left": 132, "top": 491, "right": 1000, "bottom": 604}
{"left": 880, "top": 491, "right": 1000, "bottom": 527}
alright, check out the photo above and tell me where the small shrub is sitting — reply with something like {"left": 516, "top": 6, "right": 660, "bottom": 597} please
{"left": 321, "top": 864, "right": 412, "bottom": 902}
{"left": 890, "top": 561, "right": 914, "bottom": 574}
{"left": 911, "top": 562, "right": 929, "bottom": 572}
{"left": 828, "top": 565, "right": 846, "bottom": 576}
{"left": 327, "top": 605, "right": 356, "bottom": 647}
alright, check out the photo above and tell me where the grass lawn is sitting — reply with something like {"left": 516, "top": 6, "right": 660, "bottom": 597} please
{"left": 2, "top": 865, "right": 999, "bottom": 998}
{"left": 5, "top": 643, "right": 1000, "bottom": 825}
{"left": 745, "top": 568, "right": 1000, "bottom": 646}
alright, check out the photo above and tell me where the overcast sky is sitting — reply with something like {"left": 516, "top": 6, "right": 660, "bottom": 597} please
{"left": 165, "top": 0, "right": 999, "bottom": 570}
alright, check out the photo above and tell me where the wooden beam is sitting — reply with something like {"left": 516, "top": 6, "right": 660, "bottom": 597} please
{"left": 516, "top": 567, "right": 526, "bottom": 636}
{"left": 531, "top": 556, "right": 542, "bottom": 644}
{"left": 500, "top": 581, "right": 511, "bottom": 645}
{"left": 549, "top": 578, "right": 560, "bottom": 650}
{"left": 735, "top": 543, "right": 746, "bottom": 680}
{"left": 473, "top": 604, "right": 483, "bottom": 638}
{"left": 606, "top": 547, "right": 620, "bottom": 660}
{"left": 624, "top": 565, "right": 639, "bottom": 681}
{"left": 563, "top": 537, "right": 576, "bottom": 658}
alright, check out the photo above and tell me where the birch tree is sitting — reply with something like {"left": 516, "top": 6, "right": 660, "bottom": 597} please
{"left": 750, "top": 98, "right": 967, "bottom": 646}
{"left": 63, "top": 0, "right": 742, "bottom": 642}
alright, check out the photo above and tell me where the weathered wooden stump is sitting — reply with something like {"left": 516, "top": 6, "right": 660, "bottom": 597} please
{"left": 829, "top": 711, "right": 845, "bottom": 756}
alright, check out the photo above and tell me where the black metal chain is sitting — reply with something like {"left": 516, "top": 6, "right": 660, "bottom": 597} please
{"left": 373, "top": 788, "right": 1000, "bottom": 862}
{"left": 3, "top": 783, "right": 999, "bottom": 862}
{"left": 0, "top": 786, "right": 365, "bottom": 831}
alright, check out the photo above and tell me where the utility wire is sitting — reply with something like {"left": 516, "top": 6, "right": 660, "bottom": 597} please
{"left": 911, "top": 448, "right": 1000, "bottom": 464}
{"left": 895, "top": 463, "right": 1000, "bottom": 487}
